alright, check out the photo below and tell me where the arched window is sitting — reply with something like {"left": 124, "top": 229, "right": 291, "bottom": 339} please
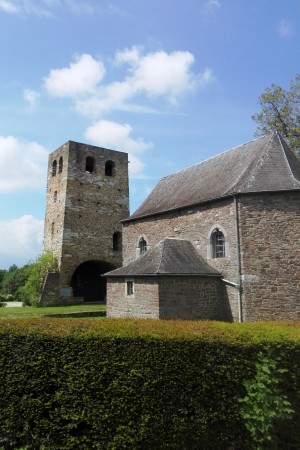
{"left": 54, "top": 191, "right": 57, "bottom": 202}
{"left": 58, "top": 156, "right": 63, "bottom": 173}
{"left": 105, "top": 160, "right": 115, "bottom": 176}
{"left": 139, "top": 237, "right": 147, "bottom": 255}
{"left": 211, "top": 228, "right": 225, "bottom": 258}
{"left": 52, "top": 160, "right": 57, "bottom": 177}
{"left": 113, "top": 231, "right": 122, "bottom": 251}
{"left": 85, "top": 156, "right": 95, "bottom": 173}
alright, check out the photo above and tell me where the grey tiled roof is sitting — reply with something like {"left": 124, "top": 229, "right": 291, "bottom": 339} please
{"left": 127, "top": 132, "right": 300, "bottom": 220}
{"left": 104, "top": 238, "right": 221, "bottom": 277}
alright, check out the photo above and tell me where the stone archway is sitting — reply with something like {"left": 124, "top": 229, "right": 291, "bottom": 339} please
{"left": 71, "top": 260, "right": 116, "bottom": 303}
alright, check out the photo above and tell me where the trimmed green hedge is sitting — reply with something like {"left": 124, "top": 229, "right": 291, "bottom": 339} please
{"left": 0, "top": 319, "right": 299, "bottom": 449}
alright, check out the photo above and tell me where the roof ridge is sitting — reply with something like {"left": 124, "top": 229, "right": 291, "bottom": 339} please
{"left": 158, "top": 237, "right": 174, "bottom": 273}
{"left": 277, "top": 133, "right": 300, "bottom": 185}
{"left": 277, "top": 133, "right": 295, "bottom": 179}
{"left": 229, "top": 132, "right": 275, "bottom": 194}
{"left": 155, "top": 239, "right": 165, "bottom": 274}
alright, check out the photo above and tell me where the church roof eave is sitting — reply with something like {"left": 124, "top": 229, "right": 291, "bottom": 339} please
{"left": 122, "top": 187, "right": 300, "bottom": 224}
{"left": 125, "top": 132, "right": 300, "bottom": 222}
{"left": 103, "top": 238, "right": 222, "bottom": 278}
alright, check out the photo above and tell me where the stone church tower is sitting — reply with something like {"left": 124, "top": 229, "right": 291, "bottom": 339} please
{"left": 40, "top": 140, "right": 129, "bottom": 305}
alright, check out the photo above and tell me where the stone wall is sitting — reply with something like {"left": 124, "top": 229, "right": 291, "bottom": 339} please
{"left": 106, "top": 275, "right": 226, "bottom": 320}
{"left": 122, "top": 198, "right": 240, "bottom": 321}
{"left": 43, "top": 143, "right": 70, "bottom": 264}
{"left": 239, "top": 192, "right": 300, "bottom": 321}
{"left": 59, "top": 142, "right": 129, "bottom": 287}
{"left": 40, "top": 272, "right": 83, "bottom": 306}
{"left": 158, "top": 276, "right": 225, "bottom": 320}
{"left": 41, "top": 141, "right": 129, "bottom": 304}
{"left": 107, "top": 277, "right": 159, "bottom": 318}
{"left": 122, "top": 192, "right": 300, "bottom": 322}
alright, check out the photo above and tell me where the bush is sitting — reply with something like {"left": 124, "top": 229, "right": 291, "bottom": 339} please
{"left": 18, "top": 251, "right": 58, "bottom": 306}
{"left": 239, "top": 351, "right": 294, "bottom": 449}
{"left": 0, "top": 293, "right": 14, "bottom": 302}
{"left": 0, "top": 320, "right": 299, "bottom": 449}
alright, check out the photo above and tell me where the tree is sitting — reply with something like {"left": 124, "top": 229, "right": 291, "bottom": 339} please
{"left": 0, "top": 269, "right": 7, "bottom": 292}
{"left": 18, "top": 251, "right": 58, "bottom": 306}
{"left": 1, "top": 265, "right": 30, "bottom": 298}
{"left": 0, "top": 252, "right": 58, "bottom": 305}
{"left": 252, "top": 74, "right": 300, "bottom": 157}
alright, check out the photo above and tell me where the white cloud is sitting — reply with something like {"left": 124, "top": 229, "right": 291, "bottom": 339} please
{"left": 67, "top": 47, "right": 214, "bottom": 116}
{"left": 23, "top": 88, "right": 40, "bottom": 110}
{"left": 277, "top": 19, "right": 293, "bottom": 37}
{"left": 0, "top": 215, "right": 44, "bottom": 268}
{"left": 129, "top": 50, "right": 197, "bottom": 101}
{"left": 0, "top": 0, "right": 124, "bottom": 16}
{"left": 115, "top": 46, "right": 141, "bottom": 66}
{"left": 204, "top": 0, "right": 220, "bottom": 14}
{"left": 0, "top": 135, "right": 48, "bottom": 192}
{"left": 0, "top": 0, "right": 54, "bottom": 16}
{"left": 44, "top": 54, "right": 105, "bottom": 97}
{"left": 206, "top": 0, "right": 220, "bottom": 7}
{"left": 0, "top": 0, "right": 18, "bottom": 13}
{"left": 85, "top": 119, "right": 152, "bottom": 177}
{"left": 198, "top": 68, "right": 215, "bottom": 86}
{"left": 63, "top": 0, "right": 98, "bottom": 15}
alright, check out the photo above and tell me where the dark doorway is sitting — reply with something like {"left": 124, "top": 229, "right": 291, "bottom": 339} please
{"left": 71, "top": 260, "right": 115, "bottom": 303}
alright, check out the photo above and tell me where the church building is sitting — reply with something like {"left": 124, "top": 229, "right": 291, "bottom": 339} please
{"left": 105, "top": 132, "right": 300, "bottom": 322}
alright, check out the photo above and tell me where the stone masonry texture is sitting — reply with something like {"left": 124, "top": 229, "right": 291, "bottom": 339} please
{"left": 106, "top": 276, "right": 225, "bottom": 320}
{"left": 122, "top": 198, "right": 240, "bottom": 321}
{"left": 41, "top": 141, "right": 129, "bottom": 304}
{"left": 239, "top": 192, "right": 300, "bottom": 321}
{"left": 41, "top": 137, "right": 300, "bottom": 320}
{"left": 122, "top": 191, "right": 300, "bottom": 322}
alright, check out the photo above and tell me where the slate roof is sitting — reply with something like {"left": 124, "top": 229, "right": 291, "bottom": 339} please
{"left": 104, "top": 238, "right": 221, "bottom": 277}
{"left": 127, "top": 132, "right": 300, "bottom": 221}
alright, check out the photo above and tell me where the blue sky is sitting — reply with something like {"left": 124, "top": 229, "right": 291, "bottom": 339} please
{"left": 0, "top": 0, "right": 299, "bottom": 269}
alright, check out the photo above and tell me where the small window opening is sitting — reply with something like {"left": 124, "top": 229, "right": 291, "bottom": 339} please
{"left": 85, "top": 156, "right": 95, "bottom": 173}
{"left": 54, "top": 191, "right": 57, "bottom": 202}
{"left": 51, "top": 222, "right": 55, "bottom": 236}
{"left": 52, "top": 160, "right": 57, "bottom": 176}
{"left": 139, "top": 237, "right": 147, "bottom": 255}
{"left": 126, "top": 280, "right": 134, "bottom": 296}
{"left": 113, "top": 231, "right": 122, "bottom": 251}
{"left": 105, "top": 160, "right": 115, "bottom": 176}
{"left": 211, "top": 228, "right": 225, "bottom": 258}
{"left": 58, "top": 156, "right": 63, "bottom": 173}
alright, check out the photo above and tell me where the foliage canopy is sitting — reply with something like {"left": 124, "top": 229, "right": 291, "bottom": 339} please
{"left": 0, "top": 252, "right": 58, "bottom": 306}
{"left": 252, "top": 74, "right": 300, "bottom": 156}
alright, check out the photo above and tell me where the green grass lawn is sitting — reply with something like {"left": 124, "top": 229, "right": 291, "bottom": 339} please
{"left": 0, "top": 304, "right": 106, "bottom": 318}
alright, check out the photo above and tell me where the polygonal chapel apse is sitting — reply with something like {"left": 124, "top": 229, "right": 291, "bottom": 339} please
{"left": 71, "top": 260, "right": 116, "bottom": 303}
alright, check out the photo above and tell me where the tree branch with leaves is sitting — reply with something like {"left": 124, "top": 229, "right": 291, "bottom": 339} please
{"left": 252, "top": 74, "right": 300, "bottom": 157}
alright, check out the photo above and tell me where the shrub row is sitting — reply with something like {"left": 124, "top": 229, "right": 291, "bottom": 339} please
{"left": 0, "top": 319, "right": 299, "bottom": 449}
